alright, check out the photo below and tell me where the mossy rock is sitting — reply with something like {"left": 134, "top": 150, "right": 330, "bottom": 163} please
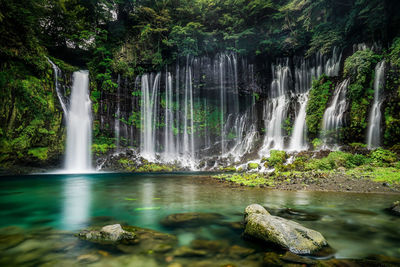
{"left": 244, "top": 204, "right": 328, "bottom": 255}
{"left": 247, "top": 162, "right": 259, "bottom": 170}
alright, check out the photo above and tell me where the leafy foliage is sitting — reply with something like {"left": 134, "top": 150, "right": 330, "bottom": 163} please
{"left": 306, "top": 75, "right": 333, "bottom": 139}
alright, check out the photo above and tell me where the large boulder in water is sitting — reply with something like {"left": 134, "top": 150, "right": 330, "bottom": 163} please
{"left": 244, "top": 204, "right": 328, "bottom": 255}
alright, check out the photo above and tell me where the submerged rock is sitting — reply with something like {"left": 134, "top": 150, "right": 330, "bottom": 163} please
{"left": 161, "top": 212, "right": 224, "bottom": 228}
{"left": 172, "top": 246, "right": 207, "bottom": 257}
{"left": 190, "top": 239, "right": 228, "bottom": 251}
{"left": 243, "top": 204, "right": 328, "bottom": 255}
{"left": 386, "top": 201, "right": 400, "bottom": 216}
{"left": 78, "top": 224, "right": 135, "bottom": 243}
{"left": 117, "top": 225, "right": 177, "bottom": 254}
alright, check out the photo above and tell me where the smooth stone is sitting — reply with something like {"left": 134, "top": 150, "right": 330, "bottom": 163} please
{"left": 244, "top": 204, "right": 270, "bottom": 221}
{"left": 79, "top": 224, "right": 135, "bottom": 243}
{"left": 161, "top": 212, "right": 224, "bottom": 228}
{"left": 244, "top": 204, "right": 328, "bottom": 255}
{"left": 172, "top": 246, "right": 207, "bottom": 257}
{"left": 77, "top": 253, "right": 101, "bottom": 264}
{"left": 117, "top": 225, "right": 177, "bottom": 254}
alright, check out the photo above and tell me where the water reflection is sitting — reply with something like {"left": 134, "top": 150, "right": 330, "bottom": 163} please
{"left": 62, "top": 176, "right": 91, "bottom": 230}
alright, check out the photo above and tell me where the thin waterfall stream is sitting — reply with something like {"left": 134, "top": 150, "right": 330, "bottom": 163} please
{"left": 367, "top": 61, "right": 385, "bottom": 149}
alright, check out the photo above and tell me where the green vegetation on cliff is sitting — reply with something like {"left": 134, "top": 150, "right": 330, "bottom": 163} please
{"left": 343, "top": 50, "right": 381, "bottom": 141}
{"left": 306, "top": 75, "right": 333, "bottom": 140}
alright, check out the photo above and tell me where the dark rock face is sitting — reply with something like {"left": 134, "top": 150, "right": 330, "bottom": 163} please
{"left": 243, "top": 204, "right": 328, "bottom": 255}
{"left": 160, "top": 212, "right": 224, "bottom": 228}
{"left": 386, "top": 201, "right": 400, "bottom": 216}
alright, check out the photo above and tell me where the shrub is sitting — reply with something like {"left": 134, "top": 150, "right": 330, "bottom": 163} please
{"left": 370, "top": 148, "right": 398, "bottom": 165}
{"left": 247, "top": 162, "right": 259, "bottom": 170}
{"left": 306, "top": 76, "right": 333, "bottom": 139}
{"left": 267, "top": 150, "right": 287, "bottom": 167}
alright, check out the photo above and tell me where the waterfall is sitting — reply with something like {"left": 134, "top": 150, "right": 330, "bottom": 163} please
{"left": 65, "top": 71, "right": 92, "bottom": 172}
{"left": 289, "top": 93, "right": 309, "bottom": 151}
{"left": 367, "top": 61, "right": 385, "bottom": 149}
{"left": 140, "top": 73, "right": 160, "bottom": 160}
{"left": 182, "top": 58, "right": 195, "bottom": 163}
{"left": 49, "top": 59, "right": 92, "bottom": 172}
{"left": 289, "top": 48, "right": 342, "bottom": 151}
{"left": 164, "top": 71, "right": 175, "bottom": 157}
{"left": 115, "top": 74, "right": 121, "bottom": 151}
{"left": 259, "top": 60, "right": 290, "bottom": 155}
{"left": 321, "top": 79, "right": 350, "bottom": 145}
{"left": 48, "top": 59, "right": 68, "bottom": 116}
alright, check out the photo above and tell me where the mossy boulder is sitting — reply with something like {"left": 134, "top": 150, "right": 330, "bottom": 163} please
{"left": 243, "top": 204, "right": 328, "bottom": 255}
{"left": 247, "top": 162, "right": 259, "bottom": 170}
{"left": 78, "top": 224, "right": 135, "bottom": 244}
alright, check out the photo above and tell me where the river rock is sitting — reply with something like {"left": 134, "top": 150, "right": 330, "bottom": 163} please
{"left": 161, "top": 212, "right": 224, "bottom": 228}
{"left": 244, "top": 204, "right": 270, "bottom": 219}
{"left": 172, "top": 246, "right": 207, "bottom": 257}
{"left": 117, "top": 225, "right": 177, "bottom": 254}
{"left": 244, "top": 204, "right": 328, "bottom": 254}
{"left": 387, "top": 201, "right": 400, "bottom": 216}
{"left": 78, "top": 224, "right": 135, "bottom": 243}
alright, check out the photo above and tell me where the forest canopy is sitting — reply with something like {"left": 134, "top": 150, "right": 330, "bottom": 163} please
{"left": 1, "top": 0, "right": 400, "bottom": 75}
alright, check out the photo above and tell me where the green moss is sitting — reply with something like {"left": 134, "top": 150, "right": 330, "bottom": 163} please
{"left": 306, "top": 76, "right": 333, "bottom": 139}
{"left": 343, "top": 49, "right": 381, "bottom": 141}
{"left": 266, "top": 150, "right": 287, "bottom": 167}
{"left": 247, "top": 162, "right": 259, "bottom": 170}
{"left": 370, "top": 148, "right": 398, "bottom": 166}
{"left": 213, "top": 173, "right": 274, "bottom": 187}
{"left": 347, "top": 167, "right": 400, "bottom": 184}
{"left": 136, "top": 163, "right": 177, "bottom": 172}
{"left": 305, "top": 151, "right": 368, "bottom": 171}
{"left": 219, "top": 166, "right": 236, "bottom": 172}
{"left": 28, "top": 147, "right": 48, "bottom": 161}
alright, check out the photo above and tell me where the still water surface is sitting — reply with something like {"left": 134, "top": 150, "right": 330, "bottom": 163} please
{"left": 0, "top": 172, "right": 399, "bottom": 265}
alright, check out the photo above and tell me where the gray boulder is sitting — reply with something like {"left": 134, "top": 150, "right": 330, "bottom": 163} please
{"left": 244, "top": 204, "right": 328, "bottom": 254}
{"left": 78, "top": 224, "right": 135, "bottom": 243}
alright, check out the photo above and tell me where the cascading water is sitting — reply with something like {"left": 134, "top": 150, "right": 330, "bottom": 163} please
{"left": 367, "top": 61, "right": 385, "bottom": 149}
{"left": 48, "top": 60, "right": 68, "bottom": 116}
{"left": 140, "top": 73, "right": 160, "bottom": 160}
{"left": 289, "top": 48, "right": 342, "bottom": 151}
{"left": 289, "top": 93, "right": 309, "bottom": 151}
{"left": 49, "top": 60, "right": 92, "bottom": 172}
{"left": 259, "top": 60, "right": 290, "bottom": 155}
{"left": 321, "top": 79, "right": 350, "bottom": 146}
{"left": 164, "top": 71, "right": 175, "bottom": 157}
{"left": 115, "top": 74, "right": 121, "bottom": 151}
{"left": 65, "top": 71, "right": 92, "bottom": 172}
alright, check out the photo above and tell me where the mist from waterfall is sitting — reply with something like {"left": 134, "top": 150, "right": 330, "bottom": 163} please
{"left": 367, "top": 61, "right": 385, "bottom": 149}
